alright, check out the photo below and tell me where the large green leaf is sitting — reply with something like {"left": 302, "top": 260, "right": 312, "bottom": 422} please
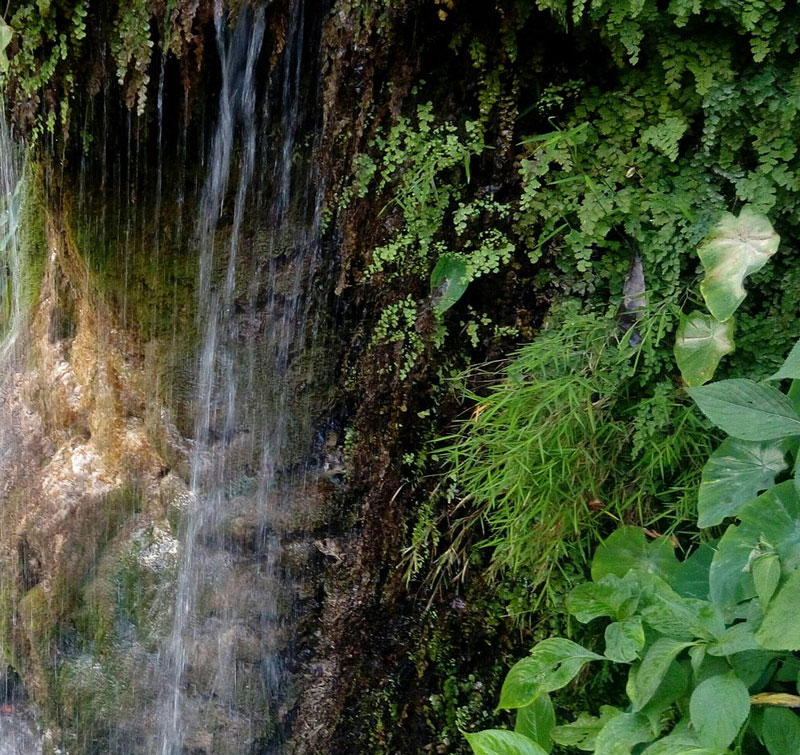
{"left": 689, "top": 673, "right": 750, "bottom": 750}
{"left": 755, "top": 569, "right": 800, "bottom": 650}
{"left": 671, "top": 543, "right": 715, "bottom": 600}
{"left": 628, "top": 638, "right": 697, "bottom": 711}
{"left": 640, "top": 593, "right": 723, "bottom": 641}
{"left": 0, "top": 20, "right": 11, "bottom": 74}
{"left": 465, "top": 729, "right": 549, "bottom": 755}
{"left": 710, "top": 481, "right": 800, "bottom": 610}
{"left": 752, "top": 552, "right": 781, "bottom": 608}
{"left": 768, "top": 339, "right": 800, "bottom": 382}
{"left": 688, "top": 380, "right": 800, "bottom": 441}
{"left": 593, "top": 712, "right": 653, "bottom": 755}
{"left": 641, "top": 720, "right": 726, "bottom": 754}
{"left": 591, "top": 527, "right": 679, "bottom": 582}
{"left": 697, "top": 438, "right": 791, "bottom": 527}
{"left": 430, "top": 253, "right": 469, "bottom": 313}
{"left": 697, "top": 207, "right": 780, "bottom": 321}
{"left": 515, "top": 693, "right": 555, "bottom": 753}
{"left": 762, "top": 707, "right": 800, "bottom": 755}
{"left": 566, "top": 573, "right": 640, "bottom": 623}
{"left": 674, "top": 312, "right": 735, "bottom": 387}
{"left": 498, "top": 640, "right": 603, "bottom": 709}
{"left": 604, "top": 618, "right": 645, "bottom": 663}
{"left": 706, "top": 622, "right": 760, "bottom": 656}
{"left": 550, "top": 707, "right": 622, "bottom": 751}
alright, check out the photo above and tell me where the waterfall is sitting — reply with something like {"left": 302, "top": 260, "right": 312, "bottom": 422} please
{"left": 158, "top": 0, "right": 323, "bottom": 750}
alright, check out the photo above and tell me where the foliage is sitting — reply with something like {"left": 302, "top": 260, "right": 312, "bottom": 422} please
{"left": 675, "top": 209, "right": 780, "bottom": 387}
{"left": 466, "top": 337, "right": 800, "bottom": 755}
{"left": 406, "top": 303, "right": 712, "bottom": 607}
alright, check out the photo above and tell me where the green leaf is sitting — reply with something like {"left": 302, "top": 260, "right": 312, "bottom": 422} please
{"left": 710, "top": 481, "right": 800, "bottom": 610}
{"left": 706, "top": 622, "right": 760, "bottom": 656}
{"left": 515, "top": 693, "right": 555, "bottom": 753}
{"left": 0, "top": 20, "right": 11, "bottom": 74}
{"left": 698, "top": 207, "right": 780, "bottom": 321}
{"left": 763, "top": 707, "right": 800, "bottom": 755}
{"left": 641, "top": 719, "right": 723, "bottom": 754}
{"left": 671, "top": 543, "right": 715, "bottom": 600}
{"left": 640, "top": 593, "right": 723, "bottom": 641}
{"left": 752, "top": 552, "right": 781, "bottom": 608}
{"left": 674, "top": 312, "right": 735, "bottom": 387}
{"left": 756, "top": 569, "right": 800, "bottom": 650}
{"left": 550, "top": 707, "right": 622, "bottom": 751}
{"left": 697, "top": 438, "right": 790, "bottom": 527}
{"left": 689, "top": 673, "right": 750, "bottom": 750}
{"left": 498, "top": 640, "right": 603, "bottom": 709}
{"left": 591, "top": 527, "right": 679, "bottom": 582}
{"left": 628, "top": 638, "right": 697, "bottom": 711}
{"left": 768, "top": 340, "right": 800, "bottom": 382}
{"left": 430, "top": 253, "right": 469, "bottom": 313}
{"left": 593, "top": 712, "right": 653, "bottom": 755}
{"left": 465, "top": 729, "right": 549, "bottom": 755}
{"left": 566, "top": 573, "right": 640, "bottom": 623}
{"left": 604, "top": 618, "right": 645, "bottom": 663}
{"left": 688, "top": 379, "right": 800, "bottom": 441}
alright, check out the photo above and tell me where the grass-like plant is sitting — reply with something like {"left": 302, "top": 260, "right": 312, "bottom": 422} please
{"left": 409, "top": 302, "right": 712, "bottom": 608}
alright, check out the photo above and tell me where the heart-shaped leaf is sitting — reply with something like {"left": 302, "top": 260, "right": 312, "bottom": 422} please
{"left": 465, "top": 730, "right": 548, "bottom": 755}
{"left": 674, "top": 311, "right": 735, "bottom": 387}
{"left": 698, "top": 207, "right": 780, "bottom": 321}
{"left": 697, "top": 437, "right": 791, "bottom": 527}
{"left": 591, "top": 527, "right": 679, "bottom": 582}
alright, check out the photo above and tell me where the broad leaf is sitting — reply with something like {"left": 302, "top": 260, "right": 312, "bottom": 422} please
{"left": 755, "top": 569, "right": 800, "bottom": 650}
{"left": 550, "top": 707, "right": 622, "bottom": 750}
{"left": 689, "top": 673, "right": 750, "bottom": 750}
{"left": 515, "top": 693, "right": 555, "bottom": 753}
{"left": 640, "top": 593, "right": 723, "bottom": 641}
{"left": 593, "top": 712, "right": 653, "bottom": 755}
{"left": 706, "top": 622, "right": 760, "bottom": 656}
{"left": 729, "top": 650, "right": 779, "bottom": 687}
{"left": 641, "top": 719, "right": 724, "bottom": 754}
{"left": 675, "top": 311, "right": 735, "bottom": 387}
{"left": 591, "top": 527, "right": 678, "bottom": 582}
{"left": 697, "top": 438, "right": 790, "bottom": 527}
{"left": 710, "top": 481, "right": 800, "bottom": 610}
{"left": 698, "top": 207, "right": 780, "bottom": 321}
{"left": 604, "top": 618, "right": 645, "bottom": 663}
{"left": 430, "top": 253, "right": 469, "bottom": 313}
{"left": 768, "top": 339, "right": 800, "bottom": 382}
{"left": 498, "top": 639, "right": 603, "bottom": 709}
{"left": 752, "top": 552, "right": 781, "bottom": 608}
{"left": 762, "top": 707, "right": 800, "bottom": 755}
{"left": 688, "top": 379, "right": 800, "bottom": 441}
{"left": 0, "top": 21, "right": 11, "bottom": 74}
{"left": 567, "top": 573, "right": 640, "bottom": 623}
{"left": 671, "top": 543, "right": 715, "bottom": 600}
{"left": 465, "top": 729, "right": 548, "bottom": 755}
{"left": 628, "top": 638, "right": 696, "bottom": 711}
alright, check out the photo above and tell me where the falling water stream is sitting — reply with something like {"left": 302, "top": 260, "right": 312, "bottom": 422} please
{"left": 158, "top": 0, "right": 323, "bottom": 751}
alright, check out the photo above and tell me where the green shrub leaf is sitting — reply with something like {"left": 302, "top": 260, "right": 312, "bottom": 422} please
{"left": 591, "top": 527, "right": 679, "bottom": 582}
{"left": 641, "top": 719, "right": 725, "bottom": 754}
{"left": 762, "top": 707, "right": 800, "bottom": 755}
{"left": 698, "top": 207, "right": 780, "bottom": 321}
{"left": 768, "top": 340, "right": 800, "bottom": 382}
{"left": 566, "top": 573, "right": 640, "bottom": 623}
{"left": 498, "top": 639, "right": 604, "bottom": 709}
{"left": 697, "top": 438, "right": 790, "bottom": 527}
{"left": 465, "top": 729, "right": 548, "bottom": 755}
{"left": 688, "top": 379, "right": 800, "bottom": 441}
{"left": 430, "top": 253, "right": 469, "bottom": 313}
{"left": 689, "top": 673, "right": 750, "bottom": 750}
{"left": 604, "top": 618, "right": 645, "bottom": 663}
{"left": 674, "top": 312, "right": 735, "bottom": 387}
{"left": 710, "top": 481, "right": 800, "bottom": 610}
{"left": 0, "top": 20, "right": 11, "bottom": 74}
{"left": 550, "top": 707, "right": 622, "bottom": 750}
{"left": 515, "top": 693, "right": 555, "bottom": 753}
{"left": 593, "top": 712, "right": 653, "bottom": 755}
{"left": 706, "top": 622, "right": 760, "bottom": 656}
{"left": 752, "top": 552, "right": 781, "bottom": 609}
{"left": 628, "top": 638, "right": 696, "bottom": 711}
{"left": 755, "top": 569, "right": 800, "bottom": 650}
